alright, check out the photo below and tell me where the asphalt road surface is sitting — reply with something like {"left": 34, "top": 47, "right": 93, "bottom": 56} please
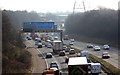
{"left": 63, "top": 40, "right": 119, "bottom": 69}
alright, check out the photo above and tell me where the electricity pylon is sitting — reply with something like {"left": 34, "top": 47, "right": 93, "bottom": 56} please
{"left": 73, "top": 0, "right": 86, "bottom": 14}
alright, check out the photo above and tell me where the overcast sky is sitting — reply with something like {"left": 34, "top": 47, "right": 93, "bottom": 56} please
{"left": 0, "top": 0, "right": 119, "bottom": 13}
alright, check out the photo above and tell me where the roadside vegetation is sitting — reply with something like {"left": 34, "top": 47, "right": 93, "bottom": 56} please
{"left": 64, "top": 8, "right": 118, "bottom": 47}
{"left": 2, "top": 10, "right": 35, "bottom": 74}
{"left": 89, "top": 54, "right": 120, "bottom": 74}
{"left": 1, "top": 9, "right": 67, "bottom": 74}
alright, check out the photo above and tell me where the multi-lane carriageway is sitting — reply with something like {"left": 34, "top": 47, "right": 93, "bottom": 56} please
{"left": 24, "top": 39, "right": 68, "bottom": 75}
{"left": 23, "top": 38, "right": 109, "bottom": 75}
{"left": 63, "top": 40, "right": 119, "bottom": 69}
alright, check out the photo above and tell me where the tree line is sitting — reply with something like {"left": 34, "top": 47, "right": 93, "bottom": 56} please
{"left": 64, "top": 8, "right": 118, "bottom": 47}
{"left": 2, "top": 10, "right": 42, "bottom": 74}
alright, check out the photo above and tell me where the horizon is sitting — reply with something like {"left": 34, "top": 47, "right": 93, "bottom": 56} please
{"left": 0, "top": 0, "right": 119, "bottom": 13}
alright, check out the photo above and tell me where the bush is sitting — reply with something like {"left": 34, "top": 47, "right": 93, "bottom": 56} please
{"left": 2, "top": 10, "right": 32, "bottom": 74}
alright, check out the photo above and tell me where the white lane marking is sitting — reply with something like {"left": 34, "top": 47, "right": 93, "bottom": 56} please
{"left": 28, "top": 40, "right": 64, "bottom": 73}
{"left": 36, "top": 48, "right": 49, "bottom": 69}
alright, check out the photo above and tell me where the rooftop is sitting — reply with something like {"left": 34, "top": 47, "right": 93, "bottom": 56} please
{"left": 68, "top": 57, "right": 88, "bottom": 65}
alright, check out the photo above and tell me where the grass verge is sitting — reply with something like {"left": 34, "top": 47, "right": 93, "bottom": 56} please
{"left": 89, "top": 54, "right": 120, "bottom": 74}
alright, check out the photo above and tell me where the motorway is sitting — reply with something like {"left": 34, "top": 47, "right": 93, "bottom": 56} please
{"left": 63, "top": 40, "right": 119, "bottom": 69}
{"left": 25, "top": 39, "right": 107, "bottom": 74}
{"left": 37, "top": 47, "right": 68, "bottom": 73}
{"left": 25, "top": 39, "right": 69, "bottom": 74}
{"left": 22, "top": 33, "right": 119, "bottom": 74}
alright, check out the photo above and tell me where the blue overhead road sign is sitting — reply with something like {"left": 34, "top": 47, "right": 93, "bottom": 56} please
{"left": 23, "top": 22, "right": 57, "bottom": 32}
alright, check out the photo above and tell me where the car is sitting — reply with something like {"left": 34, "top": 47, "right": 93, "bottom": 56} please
{"left": 54, "top": 36, "right": 58, "bottom": 40}
{"left": 47, "top": 43, "right": 52, "bottom": 48}
{"left": 69, "top": 49, "right": 76, "bottom": 54}
{"left": 27, "top": 36, "right": 31, "bottom": 40}
{"left": 35, "top": 37, "right": 40, "bottom": 41}
{"left": 41, "top": 41, "right": 45, "bottom": 45}
{"left": 70, "top": 39, "right": 75, "bottom": 42}
{"left": 63, "top": 45, "right": 67, "bottom": 50}
{"left": 65, "top": 47, "right": 70, "bottom": 52}
{"left": 102, "top": 52, "right": 110, "bottom": 59}
{"left": 50, "top": 62, "right": 59, "bottom": 69}
{"left": 76, "top": 53, "right": 81, "bottom": 57}
{"left": 69, "top": 42, "right": 74, "bottom": 45}
{"left": 94, "top": 46, "right": 100, "bottom": 51}
{"left": 87, "top": 58, "right": 92, "bottom": 63}
{"left": 87, "top": 44, "right": 93, "bottom": 48}
{"left": 64, "top": 38, "right": 68, "bottom": 40}
{"left": 103, "top": 45, "right": 110, "bottom": 50}
{"left": 38, "top": 43, "right": 42, "bottom": 48}
{"left": 38, "top": 40, "right": 41, "bottom": 42}
{"left": 59, "top": 51, "right": 65, "bottom": 56}
{"left": 46, "top": 53, "right": 52, "bottom": 58}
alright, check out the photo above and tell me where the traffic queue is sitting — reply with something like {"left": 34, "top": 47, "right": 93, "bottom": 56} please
{"left": 26, "top": 33, "right": 108, "bottom": 75}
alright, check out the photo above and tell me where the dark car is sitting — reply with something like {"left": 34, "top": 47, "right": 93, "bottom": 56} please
{"left": 27, "top": 36, "right": 31, "bottom": 40}
{"left": 59, "top": 51, "right": 65, "bottom": 56}
{"left": 46, "top": 53, "right": 52, "bottom": 58}
{"left": 38, "top": 43, "right": 42, "bottom": 48}
{"left": 69, "top": 49, "right": 75, "bottom": 54}
{"left": 64, "top": 46, "right": 70, "bottom": 52}
{"left": 87, "top": 44, "right": 93, "bottom": 48}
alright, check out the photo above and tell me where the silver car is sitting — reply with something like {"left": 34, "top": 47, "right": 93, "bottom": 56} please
{"left": 59, "top": 51, "right": 65, "bottom": 56}
{"left": 103, "top": 45, "right": 110, "bottom": 50}
{"left": 94, "top": 46, "right": 100, "bottom": 51}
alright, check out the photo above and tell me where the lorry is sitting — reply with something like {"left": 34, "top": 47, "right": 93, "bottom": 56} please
{"left": 42, "top": 67, "right": 62, "bottom": 75}
{"left": 52, "top": 40, "right": 63, "bottom": 54}
{"left": 81, "top": 51, "right": 89, "bottom": 59}
{"left": 68, "top": 57, "right": 88, "bottom": 75}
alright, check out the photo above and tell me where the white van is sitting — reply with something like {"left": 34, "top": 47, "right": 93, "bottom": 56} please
{"left": 90, "top": 63, "right": 101, "bottom": 74}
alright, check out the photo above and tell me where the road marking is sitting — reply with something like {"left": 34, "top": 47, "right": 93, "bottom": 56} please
{"left": 36, "top": 48, "right": 49, "bottom": 69}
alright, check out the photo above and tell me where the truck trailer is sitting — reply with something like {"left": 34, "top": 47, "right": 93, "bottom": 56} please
{"left": 52, "top": 40, "right": 63, "bottom": 54}
{"left": 68, "top": 57, "right": 88, "bottom": 75}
